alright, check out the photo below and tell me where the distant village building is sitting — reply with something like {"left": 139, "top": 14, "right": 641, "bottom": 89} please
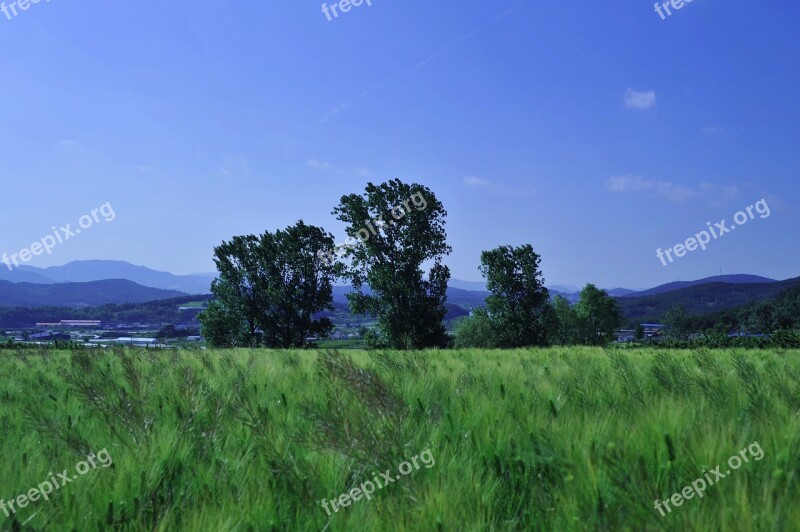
{"left": 35, "top": 320, "right": 102, "bottom": 328}
{"left": 642, "top": 324, "right": 666, "bottom": 343}
{"left": 615, "top": 330, "right": 636, "bottom": 343}
{"left": 61, "top": 320, "right": 102, "bottom": 327}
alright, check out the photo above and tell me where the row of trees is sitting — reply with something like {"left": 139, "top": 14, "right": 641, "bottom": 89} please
{"left": 200, "top": 180, "right": 452, "bottom": 348}
{"left": 659, "top": 289, "right": 800, "bottom": 344}
{"left": 455, "top": 281, "right": 623, "bottom": 348}
{"left": 712, "top": 284, "right": 800, "bottom": 334}
{"left": 199, "top": 178, "right": 624, "bottom": 349}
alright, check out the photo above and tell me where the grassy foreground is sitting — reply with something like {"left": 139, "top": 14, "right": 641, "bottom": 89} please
{"left": 1, "top": 347, "right": 799, "bottom": 531}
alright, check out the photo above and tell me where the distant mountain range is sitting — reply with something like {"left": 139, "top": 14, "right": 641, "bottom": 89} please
{"left": 0, "top": 279, "right": 186, "bottom": 308}
{"left": 0, "top": 261, "right": 794, "bottom": 325}
{"left": 617, "top": 276, "right": 797, "bottom": 322}
{"left": 548, "top": 284, "right": 581, "bottom": 294}
{"left": 618, "top": 274, "right": 777, "bottom": 298}
{"left": 439, "top": 274, "right": 792, "bottom": 323}
{"left": 0, "top": 261, "right": 215, "bottom": 294}
{"left": 448, "top": 279, "right": 488, "bottom": 291}
{"left": 606, "top": 288, "right": 638, "bottom": 297}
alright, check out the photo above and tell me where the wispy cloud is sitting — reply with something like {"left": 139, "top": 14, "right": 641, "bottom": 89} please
{"left": 606, "top": 175, "right": 739, "bottom": 203}
{"left": 306, "top": 159, "right": 339, "bottom": 172}
{"left": 464, "top": 176, "right": 492, "bottom": 187}
{"left": 623, "top": 89, "right": 657, "bottom": 110}
{"left": 319, "top": 3, "right": 522, "bottom": 125}
{"left": 412, "top": 1, "right": 521, "bottom": 71}
{"left": 220, "top": 155, "right": 251, "bottom": 177}
{"left": 137, "top": 165, "right": 156, "bottom": 174}
{"left": 306, "top": 159, "right": 371, "bottom": 176}
{"left": 698, "top": 182, "right": 740, "bottom": 204}
{"left": 320, "top": 102, "right": 350, "bottom": 125}
{"left": 319, "top": 84, "right": 382, "bottom": 125}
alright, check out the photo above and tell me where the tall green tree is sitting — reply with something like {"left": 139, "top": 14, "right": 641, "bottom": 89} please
{"left": 548, "top": 295, "right": 578, "bottom": 345}
{"left": 333, "top": 179, "right": 451, "bottom": 349}
{"left": 664, "top": 305, "right": 694, "bottom": 340}
{"left": 200, "top": 236, "right": 262, "bottom": 347}
{"left": 573, "top": 284, "right": 623, "bottom": 346}
{"left": 478, "top": 244, "right": 550, "bottom": 348}
{"left": 200, "top": 221, "right": 338, "bottom": 348}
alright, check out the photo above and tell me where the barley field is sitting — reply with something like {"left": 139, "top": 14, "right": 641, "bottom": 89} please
{"left": 1, "top": 347, "right": 798, "bottom": 531}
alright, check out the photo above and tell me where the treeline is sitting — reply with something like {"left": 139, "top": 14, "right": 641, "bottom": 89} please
{"left": 653, "top": 283, "right": 800, "bottom": 347}
{"left": 200, "top": 180, "right": 451, "bottom": 349}
{"left": 200, "top": 179, "right": 628, "bottom": 349}
{"left": 454, "top": 267, "right": 625, "bottom": 348}
{"left": 694, "top": 282, "right": 800, "bottom": 333}
{"left": 199, "top": 178, "right": 798, "bottom": 350}
{"left": 647, "top": 330, "right": 800, "bottom": 349}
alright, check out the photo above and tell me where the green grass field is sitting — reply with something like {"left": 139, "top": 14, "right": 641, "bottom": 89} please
{"left": 1, "top": 347, "right": 798, "bottom": 531}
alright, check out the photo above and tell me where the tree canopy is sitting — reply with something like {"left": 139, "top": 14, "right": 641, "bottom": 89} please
{"left": 478, "top": 244, "right": 550, "bottom": 348}
{"left": 333, "top": 179, "right": 451, "bottom": 349}
{"left": 573, "top": 284, "right": 624, "bottom": 346}
{"left": 200, "top": 221, "right": 338, "bottom": 348}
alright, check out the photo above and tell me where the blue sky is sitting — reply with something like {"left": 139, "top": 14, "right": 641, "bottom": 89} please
{"left": 0, "top": 0, "right": 797, "bottom": 289}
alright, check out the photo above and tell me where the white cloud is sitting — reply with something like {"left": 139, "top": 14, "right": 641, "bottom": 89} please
{"left": 306, "top": 159, "right": 369, "bottom": 175}
{"left": 607, "top": 175, "right": 656, "bottom": 192}
{"left": 623, "top": 89, "right": 657, "bottom": 110}
{"left": 220, "top": 155, "right": 251, "bottom": 177}
{"left": 306, "top": 159, "right": 337, "bottom": 172}
{"left": 463, "top": 176, "right": 491, "bottom": 187}
{"left": 607, "top": 175, "right": 692, "bottom": 201}
{"left": 137, "top": 165, "right": 156, "bottom": 174}
{"left": 320, "top": 102, "right": 350, "bottom": 124}
{"left": 698, "top": 182, "right": 740, "bottom": 204}
{"left": 607, "top": 175, "right": 739, "bottom": 203}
